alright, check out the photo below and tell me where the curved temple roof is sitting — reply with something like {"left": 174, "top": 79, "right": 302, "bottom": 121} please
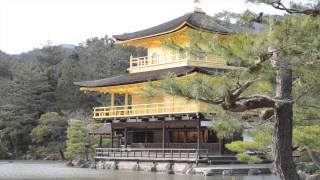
{"left": 74, "top": 66, "right": 222, "bottom": 88}
{"left": 113, "top": 11, "right": 234, "bottom": 41}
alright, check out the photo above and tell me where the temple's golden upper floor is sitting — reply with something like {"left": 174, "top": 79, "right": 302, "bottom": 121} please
{"left": 112, "top": 11, "right": 239, "bottom": 73}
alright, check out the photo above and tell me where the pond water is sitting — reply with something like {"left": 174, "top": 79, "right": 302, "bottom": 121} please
{"left": 0, "top": 161, "right": 278, "bottom": 180}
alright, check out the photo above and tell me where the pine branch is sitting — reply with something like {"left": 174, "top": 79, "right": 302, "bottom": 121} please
{"left": 295, "top": 81, "right": 320, "bottom": 103}
{"left": 270, "top": 1, "right": 320, "bottom": 16}
{"left": 248, "top": 52, "right": 273, "bottom": 72}
{"left": 231, "top": 80, "right": 256, "bottom": 98}
{"left": 222, "top": 95, "right": 275, "bottom": 112}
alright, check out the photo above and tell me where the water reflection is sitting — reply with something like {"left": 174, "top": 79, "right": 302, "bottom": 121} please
{"left": 0, "top": 161, "right": 278, "bottom": 180}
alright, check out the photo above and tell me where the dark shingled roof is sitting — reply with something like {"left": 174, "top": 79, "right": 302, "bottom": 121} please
{"left": 74, "top": 66, "right": 222, "bottom": 88}
{"left": 113, "top": 11, "right": 234, "bottom": 41}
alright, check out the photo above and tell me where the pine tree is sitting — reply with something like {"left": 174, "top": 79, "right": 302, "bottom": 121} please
{"left": 149, "top": 1, "right": 320, "bottom": 179}
{"left": 0, "top": 64, "right": 57, "bottom": 156}
{"left": 65, "top": 120, "right": 98, "bottom": 160}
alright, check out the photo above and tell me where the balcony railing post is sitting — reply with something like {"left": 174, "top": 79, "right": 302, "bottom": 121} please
{"left": 187, "top": 149, "right": 190, "bottom": 159}
{"left": 130, "top": 55, "right": 133, "bottom": 68}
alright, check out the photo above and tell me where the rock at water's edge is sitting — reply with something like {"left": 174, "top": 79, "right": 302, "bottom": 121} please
{"left": 65, "top": 161, "right": 74, "bottom": 167}
{"left": 306, "top": 174, "right": 320, "bottom": 180}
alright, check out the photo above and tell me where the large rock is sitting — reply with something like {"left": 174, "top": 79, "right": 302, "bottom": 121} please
{"left": 96, "top": 161, "right": 105, "bottom": 169}
{"left": 298, "top": 171, "right": 307, "bottom": 180}
{"left": 157, "top": 162, "right": 174, "bottom": 174}
{"left": 306, "top": 174, "right": 320, "bottom": 180}
{"left": 139, "top": 162, "right": 156, "bottom": 172}
{"left": 222, "top": 169, "right": 233, "bottom": 175}
{"left": 65, "top": 160, "right": 74, "bottom": 167}
{"left": 104, "top": 161, "right": 117, "bottom": 170}
{"left": 172, "top": 163, "right": 189, "bottom": 173}
{"left": 202, "top": 169, "right": 218, "bottom": 176}
{"left": 185, "top": 165, "right": 195, "bottom": 175}
{"left": 156, "top": 163, "right": 171, "bottom": 172}
{"left": 72, "top": 159, "right": 84, "bottom": 167}
{"left": 79, "top": 162, "right": 90, "bottom": 168}
{"left": 89, "top": 162, "right": 96, "bottom": 169}
{"left": 117, "top": 161, "right": 139, "bottom": 170}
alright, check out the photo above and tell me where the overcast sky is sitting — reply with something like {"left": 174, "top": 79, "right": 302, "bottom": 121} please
{"left": 0, "top": 0, "right": 284, "bottom": 54}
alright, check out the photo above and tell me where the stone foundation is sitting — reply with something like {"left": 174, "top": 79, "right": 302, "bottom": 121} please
{"left": 117, "top": 161, "right": 139, "bottom": 170}
{"left": 96, "top": 161, "right": 194, "bottom": 175}
{"left": 95, "top": 160, "right": 272, "bottom": 176}
{"left": 139, "top": 162, "right": 156, "bottom": 172}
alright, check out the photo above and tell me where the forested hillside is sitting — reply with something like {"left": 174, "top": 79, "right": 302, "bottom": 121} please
{"left": 0, "top": 36, "right": 146, "bottom": 159}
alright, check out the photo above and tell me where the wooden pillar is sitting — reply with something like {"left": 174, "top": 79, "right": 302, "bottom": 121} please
{"left": 124, "top": 93, "right": 129, "bottom": 115}
{"left": 99, "top": 135, "right": 103, "bottom": 148}
{"left": 111, "top": 93, "right": 115, "bottom": 106}
{"left": 219, "top": 138, "right": 224, "bottom": 155}
{"left": 196, "top": 118, "right": 200, "bottom": 165}
{"left": 118, "top": 136, "right": 121, "bottom": 148}
{"left": 197, "top": 119, "right": 200, "bottom": 150}
{"left": 111, "top": 128, "right": 114, "bottom": 148}
{"left": 144, "top": 131, "right": 148, "bottom": 143}
{"left": 124, "top": 127, "right": 128, "bottom": 148}
{"left": 162, "top": 121, "right": 166, "bottom": 149}
{"left": 111, "top": 93, "right": 115, "bottom": 115}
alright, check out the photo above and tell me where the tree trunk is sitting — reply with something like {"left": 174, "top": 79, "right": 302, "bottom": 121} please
{"left": 272, "top": 54, "right": 299, "bottom": 180}
{"left": 59, "top": 148, "right": 66, "bottom": 161}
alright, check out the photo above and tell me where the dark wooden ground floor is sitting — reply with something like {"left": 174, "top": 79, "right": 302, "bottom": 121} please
{"left": 97, "top": 119, "right": 242, "bottom": 155}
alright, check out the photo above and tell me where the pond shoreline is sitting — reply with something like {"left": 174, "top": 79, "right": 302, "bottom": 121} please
{"left": 94, "top": 159, "right": 273, "bottom": 176}
{"left": 0, "top": 160, "right": 278, "bottom": 180}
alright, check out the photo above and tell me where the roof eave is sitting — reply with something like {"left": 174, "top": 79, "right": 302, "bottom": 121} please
{"left": 113, "top": 22, "right": 190, "bottom": 44}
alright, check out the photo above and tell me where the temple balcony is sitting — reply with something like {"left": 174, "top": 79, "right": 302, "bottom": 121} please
{"left": 128, "top": 52, "right": 231, "bottom": 73}
{"left": 93, "top": 101, "right": 199, "bottom": 119}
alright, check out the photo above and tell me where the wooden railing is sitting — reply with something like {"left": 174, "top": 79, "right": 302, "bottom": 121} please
{"left": 93, "top": 101, "right": 198, "bottom": 119}
{"left": 129, "top": 52, "right": 226, "bottom": 69}
{"left": 95, "top": 148, "right": 208, "bottom": 161}
{"left": 131, "top": 143, "right": 221, "bottom": 154}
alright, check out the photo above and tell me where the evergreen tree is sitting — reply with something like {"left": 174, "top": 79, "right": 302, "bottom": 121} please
{"left": 149, "top": 1, "right": 320, "bottom": 179}
{"left": 10, "top": 64, "right": 57, "bottom": 117}
{"left": 31, "top": 112, "right": 68, "bottom": 160}
{"left": 0, "top": 104, "right": 34, "bottom": 157}
{"left": 65, "top": 120, "right": 98, "bottom": 160}
{"left": 0, "top": 64, "right": 57, "bottom": 157}
{"left": 56, "top": 54, "right": 86, "bottom": 110}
